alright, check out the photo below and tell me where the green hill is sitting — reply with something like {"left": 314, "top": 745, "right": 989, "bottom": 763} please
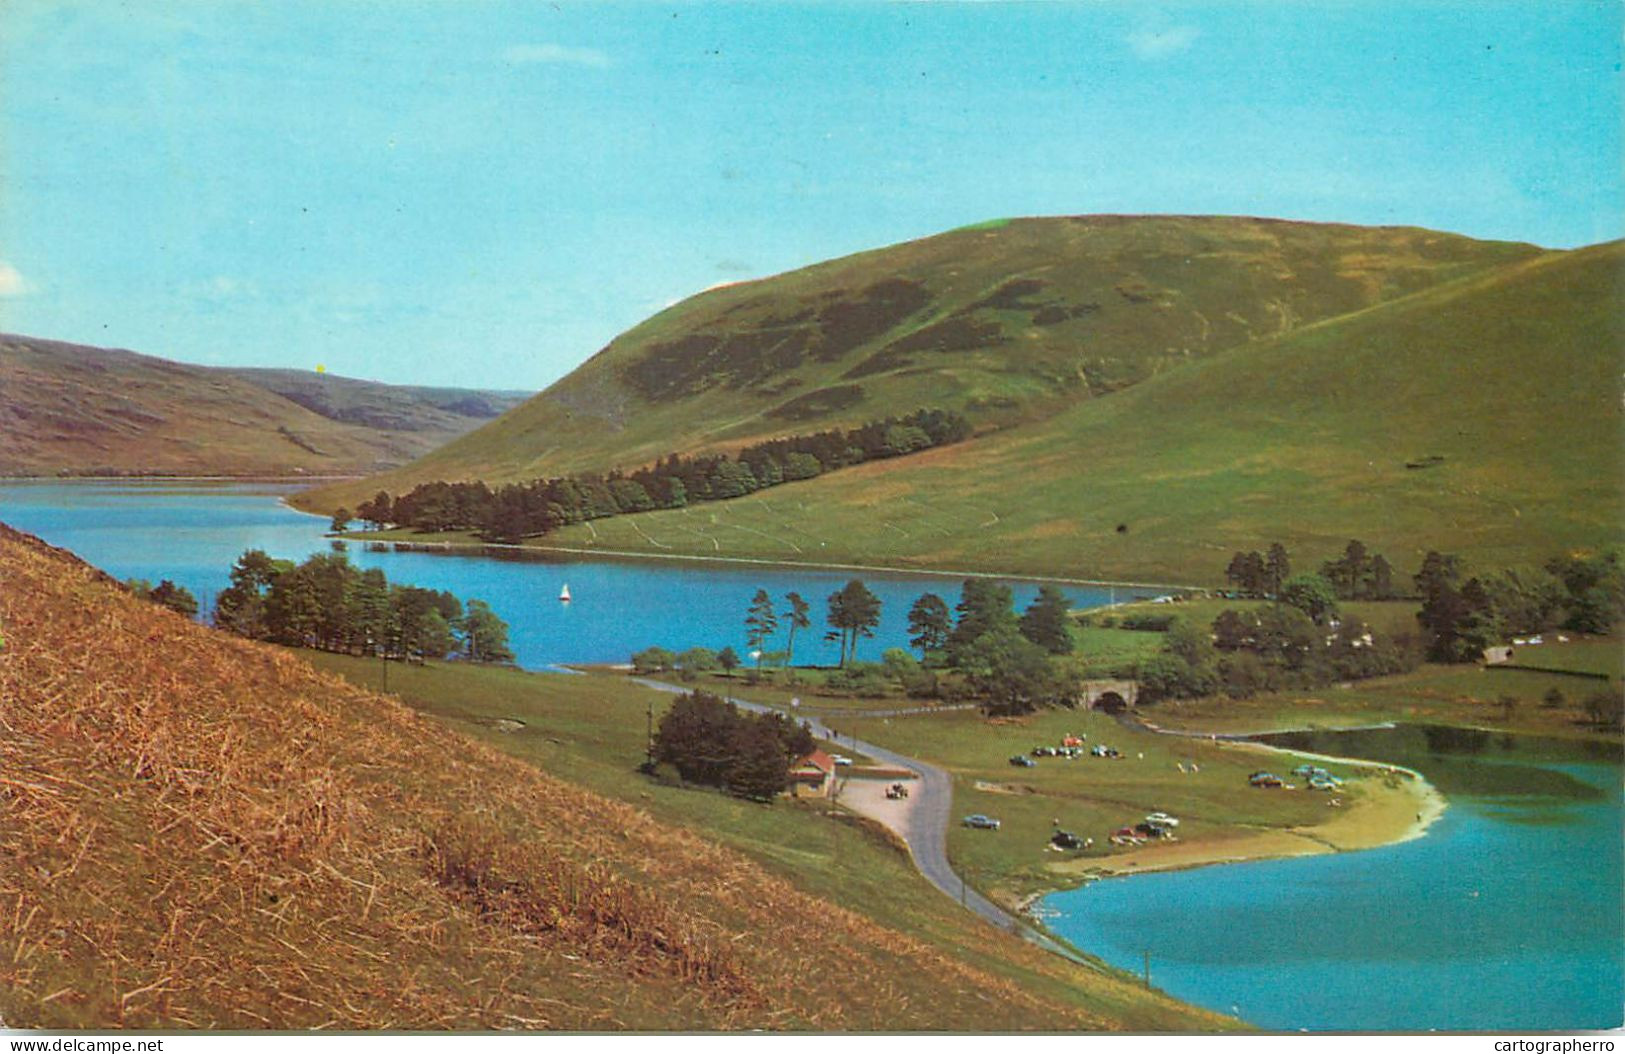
{"left": 355, "top": 239, "right": 1621, "bottom": 584}
{"left": 0, "top": 334, "right": 530, "bottom": 478}
{"left": 297, "top": 215, "right": 1540, "bottom": 512}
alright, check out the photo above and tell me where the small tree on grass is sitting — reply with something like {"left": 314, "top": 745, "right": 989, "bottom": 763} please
{"left": 632, "top": 646, "right": 676, "bottom": 674}
{"left": 718, "top": 646, "right": 742, "bottom": 676}
{"left": 1583, "top": 689, "right": 1623, "bottom": 732}
{"left": 1281, "top": 573, "right": 1339, "bottom": 625}
{"left": 676, "top": 647, "right": 719, "bottom": 682}
{"left": 1542, "top": 687, "right": 1566, "bottom": 710}
{"left": 1019, "top": 585, "right": 1075, "bottom": 655}
{"left": 1498, "top": 694, "right": 1520, "bottom": 723}
{"left": 330, "top": 507, "right": 353, "bottom": 533}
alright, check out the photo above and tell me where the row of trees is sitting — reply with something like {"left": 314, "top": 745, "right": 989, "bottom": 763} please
{"left": 210, "top": 549, "right": 514, "bottom": 662}
{"left": 652, "top": 690, "right": 816, "bottom": 800}
{"left": 637, "top": 579, "right": 1084, "bottom": 717}
{"left": 1225, "top": 540, "right": 1397, "bottom": 602}
{"left": 1415, "top": 549, "right": 1623, "bottom": 662}
{"left": 348, "top": 408, "right": 972, "bottom": 541}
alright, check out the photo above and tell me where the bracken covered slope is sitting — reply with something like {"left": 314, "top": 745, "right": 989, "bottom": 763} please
{"left": 298, "top": 215, "right": 1541, "bottom": 511}
{"left": 0, "top": 523, "right": 1225, "bottom": 1030}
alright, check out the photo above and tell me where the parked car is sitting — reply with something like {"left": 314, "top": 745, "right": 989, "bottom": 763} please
{"left": 1009, "top": 755, "right": 1037, "bottom": 768}
{"left": 1145, "top": 812, "right": 1180, "bottom": 828}
{"left": 1248, "top": 771, "right": 1284, "bottom": 789}
{"left": 1051, "top": 830, "right": 1084, "bottom": 849}
{"left": 963, "top": 814, "right": 1001, "bottom": 830}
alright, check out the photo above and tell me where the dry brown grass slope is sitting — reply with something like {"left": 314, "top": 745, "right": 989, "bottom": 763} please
{"left": 0, "top": 523, "right": 1218, "bottom": 1031}
{"left": 0, "top": 334, "right": 525, "bottom": 478}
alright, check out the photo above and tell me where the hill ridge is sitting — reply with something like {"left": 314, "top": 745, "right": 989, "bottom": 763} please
{"left": 297, "top": 214, "right": 1545, "bottom": 511}
{"left": 0, "top": 333, "right": 531, "bottom": 478}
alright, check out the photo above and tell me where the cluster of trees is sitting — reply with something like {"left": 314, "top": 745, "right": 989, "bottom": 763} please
{"left": 1225, "top": 541, "right": 1397, "bottom": 603}
{"left": 351, "top": 408, "right": 971, "bottom": 541}
{"left": 652, "top": 690, "right": 816, "bottom": 800}
{"left": 1415, "top": 549, "right": 1623, "bottom": 663}
{"left": 1140, "top": 607, "right": 1415, "bottom": 704}
{"left": 210, "top": 549, "right": 514, "bottom": 663}
{"left": 127, "top": 578, "right": 200, "bottom": 618}
{"left": 636, "top": 579, "right": 1082, "bottom": 717}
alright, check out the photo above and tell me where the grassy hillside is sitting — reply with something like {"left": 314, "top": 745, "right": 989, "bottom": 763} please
{"left": 299, "top": 215, "right": 1540, "bottom": 511}
{"left": 0, "top": 522, "right": 1228, "bottom": 1030}
{"left": 221, "top": 367, "right": 528, "bottom": 432}
{"left": 0, "top": 334, "right": 528, "bottom": 478}
{"left": 385, "top": 239, "right": 1621, "bottom": 583}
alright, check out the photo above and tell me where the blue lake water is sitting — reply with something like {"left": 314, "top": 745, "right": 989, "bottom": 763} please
{"left": 0, "top": 479, "right": 1131, "bottom": 670}
{"left": 1043, "top": 725, "right": 1624, "bottom": 1031}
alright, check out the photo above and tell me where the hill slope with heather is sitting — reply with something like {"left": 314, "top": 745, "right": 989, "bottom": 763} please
{"left": 297, "top": 215, "right": 1541, "bottom": 511}
{"left": 417, "top": 239, "right": 1623, "bottom": 583}
{"left": 0, "top": 334, "right": 529, "bottom": 478}
{"left": 0, "top": 523, "right": 1227, "bottom": 1030}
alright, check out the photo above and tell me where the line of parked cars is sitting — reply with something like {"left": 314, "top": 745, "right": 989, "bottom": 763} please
{"left": 1248, "top": 764, "right": 1344, "bottom": 791}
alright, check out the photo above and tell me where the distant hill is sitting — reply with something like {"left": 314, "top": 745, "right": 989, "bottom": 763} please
{"left": 298, "top": 214, "right": 1542, "bottom": 512}
{"left": 0, "top": 523, "right": 1229, "bottom": 1029}
{"left": 0, "top": 334, "right": 530, "bottom": 478}
{"left": 521, "top": 240, "right": 1623, "bottom": 582}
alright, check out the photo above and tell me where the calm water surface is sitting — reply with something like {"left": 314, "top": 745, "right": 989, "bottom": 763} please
{"left": 1043, "top": 725, "right": 1624, "bottom": 1031}
{"left": 0, "top": 479, "right": 1130, "bottom": 670}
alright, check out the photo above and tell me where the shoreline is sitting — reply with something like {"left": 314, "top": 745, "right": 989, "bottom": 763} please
{"left": 333, "top": 533, "right": 1205, "bottom": 592}
{"left": 1018, "top": 736, "right": 1448, "bottom": 914}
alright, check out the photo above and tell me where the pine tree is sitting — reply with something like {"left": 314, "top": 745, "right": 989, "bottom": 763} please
{"left": 1018, "top": 585, "right": 1074, "bottom": 654}
{"left": 906, "top": 593, "right": 952, "bottom": 660}
{"left": 744, "top": 589, "right": 779, "bottom": 667}
{"left": 780, "top": 592, "right": 811, "bottom": 667}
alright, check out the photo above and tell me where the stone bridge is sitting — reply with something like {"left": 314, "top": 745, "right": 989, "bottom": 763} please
{"left": 1077, "top": 679, "right": 1138, "bottom": 712}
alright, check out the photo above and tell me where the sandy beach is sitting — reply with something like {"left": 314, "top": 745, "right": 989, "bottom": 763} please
{"left": 1044, "top": 738, "right": 1448, "bottom": 885}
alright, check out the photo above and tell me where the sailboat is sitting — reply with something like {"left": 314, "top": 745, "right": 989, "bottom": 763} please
{"left": 559, "top": 583, "right": 572, "bottom": 603}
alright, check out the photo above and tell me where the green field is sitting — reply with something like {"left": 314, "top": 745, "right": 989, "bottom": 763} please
{"left": 1150, "top": 656, "right": 1621, "bottom": 740}
{"left": 303, "top": 653, "right": 1237, "bottom": 1030}
{"left": 1501, "top": 639, "right": 1624, "bottom": 679}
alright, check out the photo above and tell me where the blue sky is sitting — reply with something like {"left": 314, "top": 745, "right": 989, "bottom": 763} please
{"left": 1, "top": 1, "right": 1619, "bottom": 390}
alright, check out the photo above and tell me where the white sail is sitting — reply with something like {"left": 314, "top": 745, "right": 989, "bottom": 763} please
{"left": 559, "top": 583, "right": 572, "bottom": 602}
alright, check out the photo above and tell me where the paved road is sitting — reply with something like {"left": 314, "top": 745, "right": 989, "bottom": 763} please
{"left": 633, "top": 678, "right": 1086, "bottom": 961}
